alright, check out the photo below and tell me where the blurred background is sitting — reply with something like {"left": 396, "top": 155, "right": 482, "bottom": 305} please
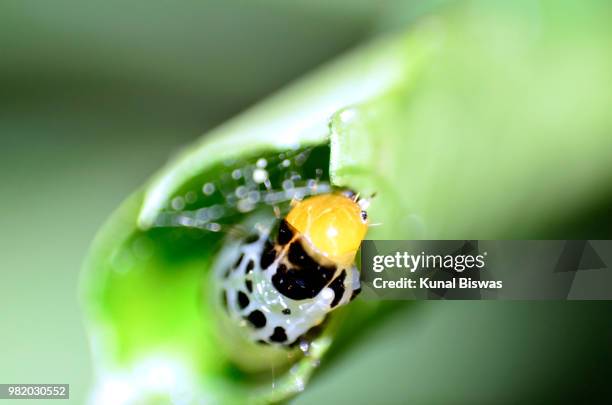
{"left": 1, "top": 1, "right": 610, "bottom": 404}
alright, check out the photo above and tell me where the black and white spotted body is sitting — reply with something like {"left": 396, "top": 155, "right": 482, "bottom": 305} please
{"left": 214, "top": 220, "right": 360, "bottom": 347}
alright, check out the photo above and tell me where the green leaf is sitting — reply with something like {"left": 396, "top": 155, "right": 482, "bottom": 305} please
{"left": 82, "top": 1, "right": 612, "bottom": 403}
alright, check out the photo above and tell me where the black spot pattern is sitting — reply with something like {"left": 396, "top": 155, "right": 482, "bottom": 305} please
{"left": 256, "top": 339, "right": 269, "bottom": 345}
{"left": 260, "top": 240, "right": 276, "bottom": 269}
{"left": 287, "top": 242, "right": 319, "bottom": 269}
{"left": 350, "top": 287, "right": 361, "bottom": 301}
{"left": 246, "top": 310, "right": 266, "bottom": 328}
{"left": 245, "top": 279, "right": 253, "bottom": 293}
{"left": 245, "top": 260, "right": 254, "bottom": 274}
{"left": 272, "top": 241, "right": 336, "bottom": 300}
{"left": 282, "top": 308, "right": 291, "bottom": 315}
{"left": 237, "top": 291, "right": 250, "bottom": 309}
{"left": 270, "top": 327, "right": 288, "bottom": 343}
{"left": 328, "top": 270, "right": 346, "bottom": 308}
{"left": 361, "top": 210, "right": 368, "bottom": 222}
{"left": 233, "top": 253, "right": 244, "bottom": 270}
{"left": 277, "top": 220, "right": 294, "bottom": 245}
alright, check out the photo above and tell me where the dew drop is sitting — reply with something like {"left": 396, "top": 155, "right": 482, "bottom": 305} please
{"left": 171, "top": 196, "right": 185, "bottom": 210}
{"left": 247, "top": 191, "right": 260, "bottom": 203}
{"left": 231, "top": 169, "right": 242, "bottom": 180}
{"left": 185, "top": 191, "right": 197, "bottom": 204}
{"left": 237, "top": 199, "right": 255, "bottom": 213}
{"left": 256, "top": 158, "right": 267, "bottom": 168}
{"left": 207, "top": 223, "right": 221, "bottom": 232}
{"left": 282, "top": 179, "right": 294, "bottom": 191}
{"left": 202, "top": 183, "right": 215, "bottom": 196}
{"left": 252, "top": 168, "right": 268, "bottom": 184}
{"left": 235, "top": 186, "right": 248, "bottom": 199}
{"left": 299, "top": 340, "right": 310, "bottom": 354}
{"left": 177, "top": 215, "right": 194, "bottom": 227}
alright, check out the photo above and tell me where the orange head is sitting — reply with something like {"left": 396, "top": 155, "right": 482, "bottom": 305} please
{"left": 285, "top": 193, "right": 368, "bottom": 266}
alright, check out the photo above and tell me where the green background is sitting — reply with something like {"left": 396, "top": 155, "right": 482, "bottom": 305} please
{"left": 1, "top": 1, "right": 610, "bottom": 404}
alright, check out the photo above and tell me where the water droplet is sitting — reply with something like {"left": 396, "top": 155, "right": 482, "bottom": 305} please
{"left": 202, "top": 183, "right": 215, "bottom": 196}
{"left": 256, "top": 158, "right": 267, "bottom": 168}
{"left": 231, "top": 169, "right": 242, "bottom": 180}
{"left": 235, "top": 186, "right": 248, "bottom": 199}
{"left": 299, "top": 340, "right": 310, "bottom": 354}
{"left": 207, "top": 223, "right": 221, "bottom": 232}
{"left": 171, "top": 196, "right": 185, "bottom": 210}
{"left": 237, "top": 199, "right": 254, "bottom": 213}
{"left": 282, "top": 179, "right": 294, "bottom": 191}
{"left": 177, "top": 215, "right": 195, "bottom": 227}
{"left": 281, "top": 159, "right": 291, "bottom": 168}
{"left": 252, "top": 168, "right": 268, "bottom": 184}
{"left": 247, "top": 191, "right": 260, "bottom": 203}
{"left": 185, "top": 191, "right": 197, "bottom": 204}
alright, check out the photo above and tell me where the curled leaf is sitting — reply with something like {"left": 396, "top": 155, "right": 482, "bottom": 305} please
{"left": 82, "top": 2, "right": 612, "bottom": 403}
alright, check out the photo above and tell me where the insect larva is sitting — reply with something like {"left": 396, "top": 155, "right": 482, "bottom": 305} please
{"left": 211, "top": 193, "right": 368, "bottom": 371}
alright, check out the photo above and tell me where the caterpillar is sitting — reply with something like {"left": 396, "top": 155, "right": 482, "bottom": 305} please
{"left": 211, "top": 191, "right": 369, "bottom": 370}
